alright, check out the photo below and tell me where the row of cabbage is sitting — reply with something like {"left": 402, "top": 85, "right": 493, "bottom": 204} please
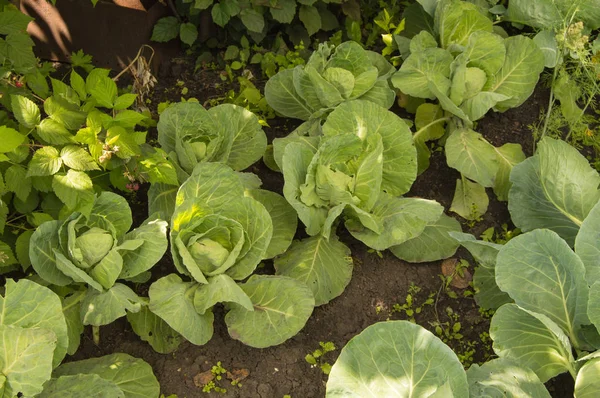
{"left": 3, "top": 0, "right": 600, "bottom": 396}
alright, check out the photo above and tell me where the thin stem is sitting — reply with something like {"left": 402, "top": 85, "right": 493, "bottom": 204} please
{"left": 113, "top": 45, "right": 155, "bottom": 82}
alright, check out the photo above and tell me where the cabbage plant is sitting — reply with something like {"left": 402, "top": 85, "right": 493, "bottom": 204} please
{"left": 391, "top": 0, "right": 545, "bottom": 220}
{"left": 145, "top": 162, "right": 315, "bottom": 349}
{"left": 149, "top": 101, "right": 268, "bottom": 220}
{"left": 273, "top": 100, "right": 461, "bottom": 306}
{"left": 265, "top": 41, "right": 396, "bottom": 122}
{"left": 326, "top": 320, "right": 551, "bottom": 397}
{"left": 29, "top": 192, "right": 168, "bottom": 351}
{"left": 0, "top": 279, "right": 160, "bottom": 398}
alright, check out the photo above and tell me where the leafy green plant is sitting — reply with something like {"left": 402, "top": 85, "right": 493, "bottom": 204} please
{"left": 0, "top": 278, "right": 160, "bottom": 397}
{"left": 145, "top": 162, "right": 314, "bottom": 349}
{"left": 265, "top": 41, "right": 396, "bottom": 122}
{"left": 326, "top": 320, "right": 551, "bottom": 397}
{"left": 504, "top": 1, "right": 600, "bottom": 164}
{"left": 271, "top": 99, "right": 461, "bottom": 306}
{"left": 390, "top": 0, "right": 545, "bottom": 220}
{"left": 148, "top": 100, "right": 267, "bottom": 221}
{"left": 28, "top": 192, "right": 168, "bottom": 348}
{"left": 305, "top": 341, "right": 336, "bottom": 374}
{"left": 151, "top": 0, "right": 344, "bottom": 47}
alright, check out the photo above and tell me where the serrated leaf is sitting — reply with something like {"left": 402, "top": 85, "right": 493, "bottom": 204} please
{"left": 11, "top": 94, "right": 40, "bottom": 128}
{"left": 150, "top": 16, "right": 180, "bottom": 42}
{"left": 113, "top": 93, "right": 137, "bottom": 111}
{"left": 5, "top": 165, "right": 31, "bottom": 201}
{"left": 52, "top": 170, "right": 95, "bottom": 214}
{"left": 179, "top": 22, "right": 198, "bottom": 46}
{"left": 299, "top": 5, "right": 321, "bottom": 35}
{"left": 36, "top": 118, "right": 75, "bottom": 145}
{"left": 0, "top": 126, "right": 26, "bottom": 153}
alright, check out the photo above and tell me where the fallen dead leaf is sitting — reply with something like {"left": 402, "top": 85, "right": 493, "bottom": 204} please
{"left": 193, "top": 370, "right": 214, "bottom": 387}
{"left": 441, "top": 258, "right": 472, "bottom": 289}
{"left": 227, "top": 368, "right": 250, "bottom": 383}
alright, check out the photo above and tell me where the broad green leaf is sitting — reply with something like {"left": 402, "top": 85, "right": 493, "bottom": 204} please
{"left": 555, "top": 72, "right": 583, "bottom": 124}
{"left": 0, "top": 279, "right": 68, "bottom": 367}
{"left": 52, "top": 353, "right": 160, "bottom": 398}
{"left": 409, "top": 31, "right": 438, "bottom": 53}
{"left": 0, "top": 325, "right": 56, "bottom": 398}
{"left": 111, "top": 110, "right": 146, "bottom": 129}
{"left": 445, "top": 128, "right": 497, "bottom": 187}
{"left": 53, "top": 249, "right": 104, "bottom": 291}
{"left": 30, "top": 221, "right": 73, "bottom": 286}
{"left": 89, "top": 249, "right": 123, "bottom": 290}
{"left": 239, "top": 8, "right": 264, "bottom": 33}
{"left": 38, "top": 374, "right": 124, "bottom": 398}
{"left": 2, "top": 32, "right": 36, "bottom": 74}
{"left": 496, "top": 229, "right": 590, "bottom": 342}
{"left": 356, "top": 79, "right": 396, "bottom": 109}
{"left": 148, "top": 183, "right": 177, "bottom": 222}
{"left": 282, "top": 142, "right": 328, "bottom": 236}
{"left": 346, "top": 194, "right": 443, "bottom": 251}
{"left": 70, "top": 70, "right": 87, "bottom": 100}
{"left": 484, "top": 36, "right": 545, "bottom": 111}
{"left": 11, "top": 94, "right": 40, "bottom": 128}
{"left": 270, "top": 0, "right": 296, "bottom": 23}
{"left": 247, "top": 189, "right": 297, "bottom": 259}
{"left": 507, "top": 0, "right": 600, "bottom": 30}
{"left": 490, "top": 304, "right": 575, "bottom": 382}
{"left": 89, "top": 75, "right": 117, "bottom": 108}
{"left": 0, "top": 241, "right": 17, "bottom": 269}
{"left": 460, "top": 91, "right": 510, "bottom": 121}
{"left": 575, "top": 358, "right": 600, "bottom": 398}
{"left": 413, "top": 103, "right": 446, "bottom": 174}
{"left": 44, "top": 96, "right": 86, "bottom": 130}
{"left": 211, "top": 3, "right": 231, "bottom": 26}
{"left": 576, "top": 201, "right": 600, "bottom": 285}
{"left": 449, "top": 232, "right": 510, "bottom": 310}
{"left": 391, "top": 47, "right": 453, "bottom": 99}
{"left": 450, "top": 177, "right": 489, "bottom": 221}
{"left": 589, "top": 281, "right": 600, "bottom": 332}
{"left": 194, "top": 274, "right": 253, "bottom": 314}
{"left": 148, "top": 274, "right": 214, "bottom": 345}
{"left": 492, "top": 143, "right": 526, "bottom": 201}
{"left": 15, "top": 230, "right": 33, "bottom": 271}
{"left": 349, "top": 67, "right": 377, "bottom": 99}
{"left": 322, "top": 100, "right": 418, "bottom": 196}
{"left": 299, "top": 5, "right": 321, "bottom": 35}
{"left": 508, "top": 138, "right": 600, "bottom": 246}
{"left": 390, "top": 214, "right": 461, "bottom": 263}
{"left": 533, "top": 30, "right": 560, "bottom": 68}
{"left": 62, "top": 289, "right": 85, "bottom": 355}
{"left": 275, "top": 234, "right": 353, "bottom": 306}
{"left": 0, "top": 126, "right": 25, "bottom": 153}
{"left": 207, "top": 104, "right": 267, "bottom": 171}
{"left": 119, "top": 219, "right": 168, "bottom": 280}
{"left": 113, "top": 93, "right": 137, "bottom": 111}
{"left": 127, "top": 306, "right": 182, "bottom": 354}
{"left": 326, "top": 320, "right": 469, "bottom": 397}
{"left": 435, "top": 0, "right": 493, "bottom": 48}
{"left": 179, "top": 22, "right": 197, "bottom": 46}
{"left": 306, "top": 66, "right": 344, "bottom": 108}
{"left": 52, "top": 170, "right": 95, "bottom": 214}
{"left": 89, "top": 192, "right": 132, "bottom": 238}
{"left": 150, "top": 16, "right": 180, "bottom": 42}
{"left": 225, "top": 275, "right": 314, "bottom": 348}
{"left": 462, "top": 31, "right": 506, "bottom": 75}
{"left": 466, "top": 358, "right": 551, "bottom": 398}
{"left": 323, "top": 67, "right": 354, "bottom": 99}
{"left": 5, "top": 165, "right": 31, "bottom": 201}
{"left": 36, "top": 118, "right": 75, "bottom": 145}
{"left": 0, "top": 10, "right": 33, "bottom": 35}
{"left": 80, "top": 284, "right": 142, "bottom": 326}
{"left": 60, "top": 145, "right": 99, "bottom": 171}
{"left": 265, "top": 68, "right": 315, "bottom": 120}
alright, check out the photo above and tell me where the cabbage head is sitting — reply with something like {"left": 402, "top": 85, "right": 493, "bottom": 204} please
{"left": 147, "top": 162, "right": 314, "bottom": 349}
{"left": 265, "top": 41, "right": 396, "bottom": 121}
{"left": 29, "top": 192, "right": 168, "bottom": 332}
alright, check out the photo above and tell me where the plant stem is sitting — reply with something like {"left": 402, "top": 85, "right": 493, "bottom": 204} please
{"left": 413, "top": 117, "right": 452, "bottom": 138}
{"left": 538, "top": 65, "right": 559, "bottom": 151}
{"left": 93, "top": 326, "right": 100, "bottom": 345}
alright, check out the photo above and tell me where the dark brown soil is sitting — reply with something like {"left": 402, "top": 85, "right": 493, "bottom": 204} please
{"left": 69, "top": 59, "right": 575, "bottom": 398}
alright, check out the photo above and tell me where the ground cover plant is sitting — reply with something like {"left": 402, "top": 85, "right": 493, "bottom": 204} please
{"left": 3, "top": 0, "right": 600, "bottom": 396}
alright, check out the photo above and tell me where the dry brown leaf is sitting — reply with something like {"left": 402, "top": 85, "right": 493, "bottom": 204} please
{"left": 193, "top": 370, "right": 214, "bottom": 387}
{"left": 441, "top": 258, "right": 472, "bottom": 289}
{"left": 226, "top": 368, "right": 250, "bottom": 383}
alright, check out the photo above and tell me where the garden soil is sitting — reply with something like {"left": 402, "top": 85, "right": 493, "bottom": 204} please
{"left": 70, "top": 58, "right": 574, "bottom": 397}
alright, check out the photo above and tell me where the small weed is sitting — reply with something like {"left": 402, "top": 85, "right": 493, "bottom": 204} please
{"left": 480, "top": 224, "right": 521, "bottom": 244}
{"left": 305, "top": 341, "right": 336, "bottom": 375}
{"left": 200, "top": 361, "right": 229, "bottom": 394}
{"left": 390, "top": 283, "right": 435, "bottom": 322}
